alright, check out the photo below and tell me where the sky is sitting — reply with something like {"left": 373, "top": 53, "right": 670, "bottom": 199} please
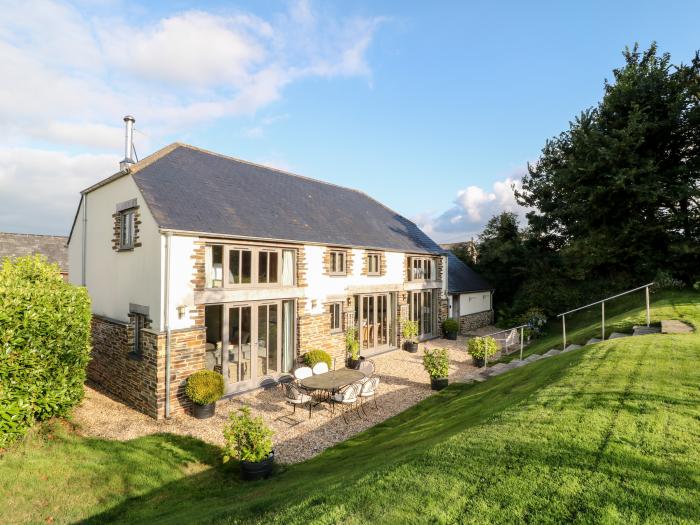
{"left": 1, "top": 1, "right": 699, "bottom": 242}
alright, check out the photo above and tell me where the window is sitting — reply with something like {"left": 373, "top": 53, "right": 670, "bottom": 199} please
{"left": 330, "top": 302, "right": 342, "bottom": 333}
{"left": 207, "top": 245, "right": 294, "bottom": 288}
{"left": 409, "top": 257, "right": 435, "bottom": 281}
{"left": 329, "top": 250, "right": 346, "bottom": 275}
{"left": 367, "top": 253, "right": 380, "bottom": 275}
{"left": 130, "top": 313, "right": 147, "bottom": 356}
{"left": 211, "top": 245, "right": 223, "bottom": 287}
{"left": 119, "top": 209, "right": 135, "bottom": 249}
{"left": 228, "top": 248, "right": 251, "bottom": 284}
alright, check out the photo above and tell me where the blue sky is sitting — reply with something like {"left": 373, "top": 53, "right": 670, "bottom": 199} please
{"left": 2, "top": 1, "right": 699, "bottom": 241}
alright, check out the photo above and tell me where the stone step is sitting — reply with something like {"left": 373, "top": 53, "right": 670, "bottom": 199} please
{"left": 608, "top": 332, "right": 631, "bottom": 339}
{"left": 511, "top": 359, "right": 528, "bottom": 368}
{"left": 483, "top": 363, "right": 508, "bottom": 376}
{"left": 565, "top": 344, "right": 582, "bottom": 351}
{"left": 661, "top": 319, "right": 693, "bottom": 334}
{"left": 632, "top": 325, "right": 661, "bottom": 336}
{"left": 586, "top": 338, "right": 602, "bottom": 345}
{"left": 542, "top": 349, "right": 562, "bottom": 357}
{"left": 524, "top": 354, "right": 542, "bottom": 363}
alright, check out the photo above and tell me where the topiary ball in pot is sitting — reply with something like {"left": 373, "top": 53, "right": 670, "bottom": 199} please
{"left": 302, "top": 349, "right": 333, "bottom": 369}
{"left": 441, "top": 318, "right": 459, "bottom": 340}
{"left": 185, "top": 370, "right": 224, "bottom": 419}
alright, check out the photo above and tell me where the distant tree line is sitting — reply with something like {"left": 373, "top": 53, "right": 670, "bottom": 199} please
{"left": 454, "top": 43, "right": 700, "bottom": 323}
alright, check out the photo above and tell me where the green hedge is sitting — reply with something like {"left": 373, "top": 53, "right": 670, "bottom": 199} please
{"left": 0, "top": 256, "right": 91, "bottom": 447}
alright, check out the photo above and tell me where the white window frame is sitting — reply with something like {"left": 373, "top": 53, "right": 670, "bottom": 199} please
{"left": 207, "top": 244, "right": 295, "bottom": 289}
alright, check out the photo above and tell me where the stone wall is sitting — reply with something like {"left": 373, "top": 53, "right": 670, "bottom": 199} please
{"left": 297, "top": 304, "right": 347, "bottom": 368}
{"left": 459, "top": 310, "right": 494, "bottom": 334}
{"left": 89, "top": 315, "right": 158, "bottom": 417}
{"left": 89, "top": 315, "right": 206, "bottom": 419}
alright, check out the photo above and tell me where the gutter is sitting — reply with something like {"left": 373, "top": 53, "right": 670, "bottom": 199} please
{"left": 164, "top": 232, "right": 172, "bottom": 419}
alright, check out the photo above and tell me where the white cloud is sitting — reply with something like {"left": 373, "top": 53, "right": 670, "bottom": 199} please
{"left": 0, "top": 0, "right": 384, "bottom": 234}
{"left": 0, "top": 148, "right": 118, "bottom": 235}
{"left": 414, "top": 174, "right": 530, "bottom": 243}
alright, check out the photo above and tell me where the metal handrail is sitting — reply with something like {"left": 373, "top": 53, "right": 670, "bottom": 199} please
{"left": 556, "top": 283, "right": 654, "bottom": 317}
{"left": 474, "top": 324, "right": 530, "bottom": 366}
{"left": 556, "top": 282, "right": 654, "bottom": 350}
{"left": 480, "top": 324, "right": 529, "bottom": 338}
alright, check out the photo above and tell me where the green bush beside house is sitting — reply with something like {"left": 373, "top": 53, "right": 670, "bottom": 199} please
{"left": 0, "top": 256, "right": 92, "bottom": 447}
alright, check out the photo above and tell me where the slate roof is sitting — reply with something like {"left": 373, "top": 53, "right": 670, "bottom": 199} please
{"left": 129, "top": 144, "right": 443, "bottom": 254}
{"left": 0, "top": 232, "right": 68, "bottom": 273}
{"left": 446, "top": 252, "right": 492, "bottom": 293}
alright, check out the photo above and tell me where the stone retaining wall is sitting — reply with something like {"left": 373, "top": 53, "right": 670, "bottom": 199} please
{"left": 459, "top": 310, "right": 494, "bottom": 334}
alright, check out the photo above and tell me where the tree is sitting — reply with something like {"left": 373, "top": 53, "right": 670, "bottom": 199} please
{"left": 517, "top": 43, "right": 700, "bottom": 284}
{"left": 472, "top": 212, "right": 528, "bottom": 308}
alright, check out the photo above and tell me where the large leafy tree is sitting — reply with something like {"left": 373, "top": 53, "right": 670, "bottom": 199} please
{"left": 517, "top": 43, "right": 700, "bottom": 284}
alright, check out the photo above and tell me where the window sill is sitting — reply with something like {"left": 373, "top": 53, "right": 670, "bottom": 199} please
{"left": 128, "top": 352, "right": 144, "bottom": 361}
{"left": 328, "top": 273, "right": 347, "bottom": 277}
{"left": 118, "top": 247, "right": 134, "bottom": 252}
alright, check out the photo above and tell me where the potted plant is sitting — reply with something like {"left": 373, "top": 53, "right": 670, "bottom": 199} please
{"left": 423, "top": 348, "right": 450, "bottom": 390}
{"left": 185, "top": 369, "right": 224, "bottom": 419}
{"left": 402, "top": 319, "right": 419, "bottom": 353}
{"left": 302, "top": 349, "right": 333, "bottom": 369}
{"left": 441, "top": 318, "right": 459, "bottom": 340}
{"left": 223, "top": 406, "right": 274, "bottom": 481}
{"left": 467, "top": 336, "right": 498, "bottom": 367}
{"left": 345, "top": 328, "right": 363, "bottom": 369}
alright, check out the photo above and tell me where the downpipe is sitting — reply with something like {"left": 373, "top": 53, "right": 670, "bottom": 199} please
{"left": 164, "top": 232, "right": 172, "bottom": 419}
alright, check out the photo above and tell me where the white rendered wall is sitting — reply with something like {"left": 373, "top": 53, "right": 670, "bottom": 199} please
{"left": 302, "top": 247, "right": 406, "bottom": 315}
{"left": 459, "top": 291, "right": 491, "bottom": 315}
{"left": 67, "top": 175, "right": 162, "bottom": 328}
{"left": 163, "top": 235, "right": 197, "bottom": 331}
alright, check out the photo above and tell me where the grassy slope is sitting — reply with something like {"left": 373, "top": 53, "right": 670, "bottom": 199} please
{"left": 1, "top": 290, "right": 699, "bottom": 524}
{"left": 495, "top": 288, "right": 667, "bottom": 363}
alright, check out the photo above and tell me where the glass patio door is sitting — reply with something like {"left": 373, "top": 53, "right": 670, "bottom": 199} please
{"left": 411, "top": 290, "right": 435, "bottom": 339}
{"left": 223, "top": 300, "right": 295, "bottom": 394}
{"left": 357, "top": 293, "right": 393, "bottom": 354}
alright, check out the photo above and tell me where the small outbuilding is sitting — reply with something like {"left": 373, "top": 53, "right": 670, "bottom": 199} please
{"left": 446, "top": 252, "right": 494, "bottom": 334}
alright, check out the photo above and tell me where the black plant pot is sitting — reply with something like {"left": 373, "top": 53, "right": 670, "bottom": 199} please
{"left": 241, "top": 452, "right": 275, "bottom": 481}
{"left": 404, "top": 342, "right": 419, "bottom": 353}
{"left": 430, "top": 377, "right": 449, "bottom": 391}
{"left": 472, "top": 356, "right": 486, "bottom": 368}
{"left": 444, "top": 332, "right": 458, "bottom": 341}
{"left": 192, "top": 402, "right": 215, "bottom": 419}
{"left": 346, "top": 356, "right": 365, "bottom": 370}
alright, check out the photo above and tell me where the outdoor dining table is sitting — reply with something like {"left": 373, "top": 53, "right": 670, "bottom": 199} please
{"left": 299, "top": 369, "right": 366, "bottom": 403}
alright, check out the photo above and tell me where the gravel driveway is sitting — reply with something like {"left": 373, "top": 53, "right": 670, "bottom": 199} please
{"left": 73, "top": 337, "right": 480, "bottom": 464}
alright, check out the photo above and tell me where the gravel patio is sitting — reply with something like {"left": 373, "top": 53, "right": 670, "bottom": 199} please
{"left": 74, "top": 336, "right": 487, "bottom": 464}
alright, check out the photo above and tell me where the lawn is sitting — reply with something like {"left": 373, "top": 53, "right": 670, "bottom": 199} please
{"left": 494, "top": 286, "right": 668, "bottom": 363}
{"left": 1, "top": 290, "right": 699, "bottom": 524}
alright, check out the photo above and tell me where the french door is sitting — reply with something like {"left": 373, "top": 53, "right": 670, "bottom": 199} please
{"left": 204, "top": 300, "right": 295, "bottom": 394}
{"left": 356, "top": 293, "right": 394, "bottom": 354}
{"left": 410, "top": 290, "right": 436, "bottom": 339}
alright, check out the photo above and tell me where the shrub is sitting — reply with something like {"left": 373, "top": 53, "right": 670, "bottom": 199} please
{"left": 467, "top": 336, "right": 498, "bottom": 360}
{"left": 401, "top": 320, "right": 419, "bottom": 343}
{"left": 222, "top": 406, "right": 273, "bottom": 463}
{"left": 519, "top": 307, "right": 547, "bottom": 338}
{"left": 0, "top": 256, "right": 91, "bottom": 447}
{"left": 302, "top": 349, "right": 332, "bottom": 369}
{"left": 694, "top": 281, "right": 700, "bottom": 291}
{"left": 423, "top": 348, "right": 449, "bottom": 379}
{"left": 653, "top": 270, "right": 685, "bottom": 290}
{"left": 441, "top": 318, "right": 459, "bottom": 335}
{"left": 185, "top": 370, "right": 224, "bottom": 405}
{"left": 345, "top": 328, "right": 359, "bottom": 360}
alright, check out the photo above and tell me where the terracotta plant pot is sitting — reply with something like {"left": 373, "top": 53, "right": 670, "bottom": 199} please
{"left": 241, "top": 452, "right": 275, "bottom": 481}
{"left": 430, "top": 377, "right": 449, "bottom": 391}
{"left": 192, "top": 402, "right": 215, "bottom": 419}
